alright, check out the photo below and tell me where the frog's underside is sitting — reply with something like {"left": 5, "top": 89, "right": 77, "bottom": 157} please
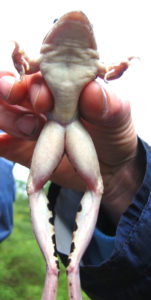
{"left": 12, "top": 10, "right": 134, "bottom": 300}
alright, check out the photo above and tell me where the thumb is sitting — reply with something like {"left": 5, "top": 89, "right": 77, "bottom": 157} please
{"left": 79, "top": 81, "right": 130, "bottom": 126}
{"left": 0, "top": 98, "right": 45, "bottom": 139}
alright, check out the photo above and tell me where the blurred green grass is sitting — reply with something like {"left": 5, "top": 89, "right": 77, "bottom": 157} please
{"left": 0, "top": 181, "right": 90, "bottom": 300}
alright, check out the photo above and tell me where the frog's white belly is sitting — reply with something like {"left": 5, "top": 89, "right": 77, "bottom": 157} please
{"left": 40, "top": 45, "right": 99, "bottom": 124}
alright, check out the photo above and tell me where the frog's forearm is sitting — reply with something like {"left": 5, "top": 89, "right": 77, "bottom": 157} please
{"left": 12, "top": 42, "right": 41, "bottom": 79}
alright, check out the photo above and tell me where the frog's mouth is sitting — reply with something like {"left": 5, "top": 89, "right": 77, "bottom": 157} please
{"left": 43, "top": 11, "right": 97, "bottom": 50}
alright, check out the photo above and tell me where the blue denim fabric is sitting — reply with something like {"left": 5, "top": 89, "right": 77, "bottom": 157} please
{"left": 80, "top": 139, "right": 151, "bottom": 300}
{"left": 0, "top": 158, "right": 15, "bottom": 242}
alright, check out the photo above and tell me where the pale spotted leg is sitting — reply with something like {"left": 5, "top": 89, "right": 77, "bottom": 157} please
{"left": 27, "top": 120, "right": 65, "bottom": 300}
{"left": 65, "top": 120, "right": 103, "bottom": 300}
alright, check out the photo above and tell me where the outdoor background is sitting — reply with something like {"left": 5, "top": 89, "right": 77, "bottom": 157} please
{"left": 0, "top": 0, "right": 151, "bottom": 299}
{"left": 0, "top": 181, "right": 90, "bottom": 299}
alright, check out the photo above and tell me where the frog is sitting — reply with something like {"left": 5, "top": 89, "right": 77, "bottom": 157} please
{"left": 12, "top": 11, "right": 134, "bottom": 300}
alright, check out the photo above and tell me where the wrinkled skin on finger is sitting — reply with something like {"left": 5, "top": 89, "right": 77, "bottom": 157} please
{"left": 0, "top": 72, "right": 48, "bottom": 139}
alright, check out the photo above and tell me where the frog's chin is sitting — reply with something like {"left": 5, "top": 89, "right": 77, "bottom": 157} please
{"left": 43, "top": 11, "right": 97, "bottom": 50}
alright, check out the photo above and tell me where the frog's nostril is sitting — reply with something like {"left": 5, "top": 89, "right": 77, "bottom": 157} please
{"left": 53, "top": 18, "right": 58, "bottom": 24}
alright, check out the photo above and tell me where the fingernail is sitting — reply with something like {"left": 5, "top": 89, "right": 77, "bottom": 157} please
{"left": 30, "top": 83, "right": 41, "bottom": 108}
{"left": 101, "top": 87, "right": 108, "bottom": 114}
{"left": 0, "top": 76, "right": 15, "bottom": 100}
{"left": 16, "top": 114, "right": 39, "bottom": 137}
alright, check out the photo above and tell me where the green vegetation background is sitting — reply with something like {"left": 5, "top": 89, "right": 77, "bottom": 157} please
{"left": 0, "top": 180, "right": 90, "bottom": 300}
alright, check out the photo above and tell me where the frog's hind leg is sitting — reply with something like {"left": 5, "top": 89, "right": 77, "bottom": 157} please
{"left": 27, "top": 120, "right": 65, "bottom": 300}
{"left": 65, "top": 120, "right": 103, "bottom": 300}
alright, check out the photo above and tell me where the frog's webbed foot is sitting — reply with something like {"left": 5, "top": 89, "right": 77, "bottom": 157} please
{"left": 12, "top": 41, "right": 40, "bottom": 81}
{"left": 98, "top": 56, "right": 137, "bottom": 83}
{"left": 65, "top": 120, "right": 103, "bottom": 300}
{"left": 27, "top": 120, "right": 65, "bottom": 300}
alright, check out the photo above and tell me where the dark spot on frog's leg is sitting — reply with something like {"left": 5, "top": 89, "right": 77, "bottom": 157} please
{"left": 51, "top": 234, "right": 58, "bottom": 256}
{"left": 78, "top": 203, "right": 82, "bottom": 212}
{"left": 49, "top": 216, "right": 54, "bottom": 225}
{"left": 52, "top": 234, "right": 56, "bottom": 245}
{"left": 56, "top": 259, "right": 60, "bottom": 270}
{"left": 47, "top": 201, "right": 55, "bottom": 212}
{"left": 47, "top": 184, "right": 59, "bottom": 212}
{"left": 47, "top": 182, "right": 60, "bottom": 199}
{"left": 47, "top": 202, "right": 51, "bottom": 210}
{"left": 73, "top": 222, "right": 78, "bottom": 232}
{"left": 51, "top": 234, "right": 58, "bottom": 258}
{"left": 66, "top": 258, "right": 71, "bottom": 268}
{"left": 53, "top": 249, "right": 57, "bottom": 257}
{"left": 70, "top": 242, "right": 76, "bottom": 253}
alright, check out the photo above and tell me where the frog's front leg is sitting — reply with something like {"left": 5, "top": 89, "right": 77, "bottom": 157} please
{"left": 65, "top": 120, "right": 103, "bottom": 300}
{"left": 98, "top": 56, "right": 135, "bottom": 82}
{"left": 12, "top": 42, "right": 41, "bottom": 80}
{"left": 27, "top": 120, "right": 65, "bottom": 300}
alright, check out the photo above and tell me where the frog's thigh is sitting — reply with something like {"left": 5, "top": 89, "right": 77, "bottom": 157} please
{"left": 29, "top": 120, "right": 65, "bottom": 191}
{"left": 65, "top": 120, "right": 100, "bottom": 189}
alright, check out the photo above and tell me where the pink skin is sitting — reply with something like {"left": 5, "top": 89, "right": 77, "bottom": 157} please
{"left": 12, "top": 11, "right": 133, "bottom": 300}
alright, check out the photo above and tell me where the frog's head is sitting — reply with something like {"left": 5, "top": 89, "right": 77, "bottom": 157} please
{"left": 42, "top": 11, "right": 97, "bottom": 50}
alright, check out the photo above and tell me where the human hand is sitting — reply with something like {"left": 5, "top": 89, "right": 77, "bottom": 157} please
{"left": 0, "top": 71, "right": 51, "bottom": 166}
{"left": 0, "top": 72, "right": 144, "bottom": 222}
{"left": 0, "top": 72, "right": 47, "bottom": 136}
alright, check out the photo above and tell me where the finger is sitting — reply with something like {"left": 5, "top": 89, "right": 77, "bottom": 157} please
{"left": 0, "top": 72, "right": 32, "bottom": 109}
{"left": 0, "top": 71, "right": 15, "bottom": 77}
{"left": 0, "top": 98, "right": 45, "bottom": 139}
{"left": 0, "top": 72, "right": 27, "bottom": 104}
{"left": 79, "top": 81, "right": 131, "bottom": 126}
{"left": 28, "top": 73, "right": 53, "bottom": 113}
{"left": 0, "top": 72, "right": 53, "bottom": 112}
{"left": 0, "top": 133, "right": 35, "bottom": 167}
{"left": 79, "top": 81, "right": 137, "bottom": 166}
